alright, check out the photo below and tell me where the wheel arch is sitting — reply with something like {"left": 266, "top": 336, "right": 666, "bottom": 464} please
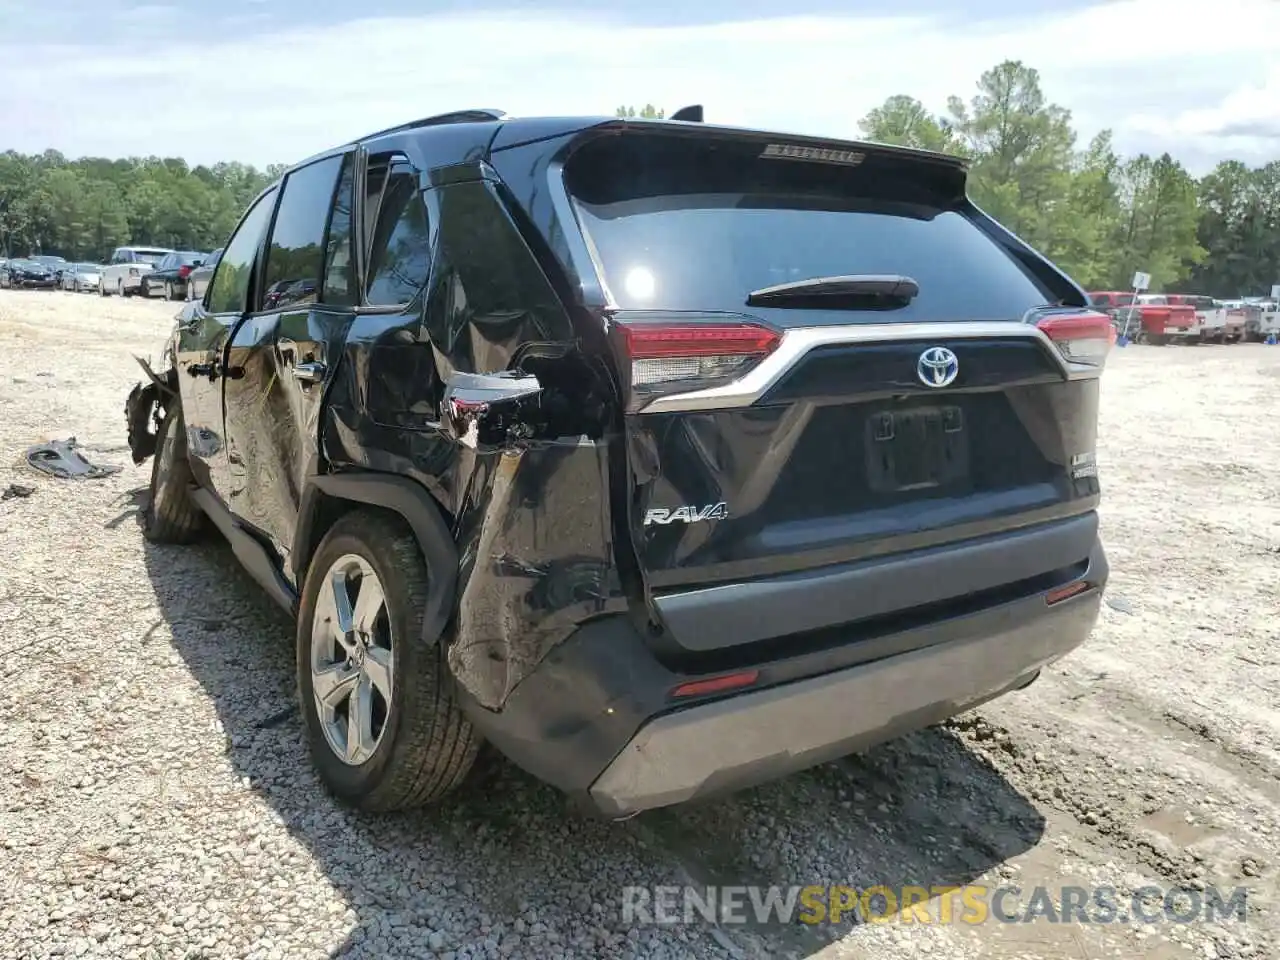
{"left": 294, "top": 473, "right": 459, "bottom": 648}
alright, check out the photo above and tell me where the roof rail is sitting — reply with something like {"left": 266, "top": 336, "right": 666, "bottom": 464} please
{"left": 361, "top": 108, "right": 508, "bottom": 142}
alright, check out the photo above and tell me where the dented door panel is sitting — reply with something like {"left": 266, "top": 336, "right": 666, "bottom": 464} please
{"left": 224, "top": 306, "right": 356, "bottom": 564}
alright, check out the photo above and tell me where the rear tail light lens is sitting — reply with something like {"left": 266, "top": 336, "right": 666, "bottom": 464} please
{"left": 178, "top": 265, "right": 191, "bottom": 278}
{"left": 617, "top": 319, "right": 780, "bottom": 395}
{"left": 1037, "top": 311, "right": 1115, "bottom": 367}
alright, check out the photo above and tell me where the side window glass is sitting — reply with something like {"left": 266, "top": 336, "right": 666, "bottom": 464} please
{"left": 261, "top": 155, "right": 343, "bottom": 311}
{"left": 321, "top": 155, "right": 355, "bottom": 306}
{"left": 365, "top": 160, "right": 431, "bottom": 306}
{"left": 207, "top": 188, "right": 277, "bottom": 315}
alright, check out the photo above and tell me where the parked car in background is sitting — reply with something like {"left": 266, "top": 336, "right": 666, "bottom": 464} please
{"left": 60, "top": 262, "right": 104, "bottom": 293}
{"left": 1218, "top": 300, "right": 1255, "bottom": 343}
{"left": 125, "top": 108, "right": 1112, "bottom": 818}
{"left": 1088, "top": 290, "right": 1135, "bottom": 318}
{"left": 1122, "top": 294, "right": 1200, "bottom": 344}
{"left": 1248, "top": 300, "right": 1280, "bottom": 341}
{"left": 0, "top": 258, "right": 57, "bottom": 289}
{"left": 184, "top": 247, "right": 221, "bottom": 301}
{"left": 100, "top": 245, "right": 174, "bottom": 297}
{"left": 141, "top": 250, "right": 208, "bottom": 300}
{"left": 1159, "top": 294, "right": 1227, "bottom": 343}
{"left": 29, "top": 254, "right": 67, "bottom": 277}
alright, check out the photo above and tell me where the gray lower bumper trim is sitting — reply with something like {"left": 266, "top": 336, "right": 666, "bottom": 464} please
{"left": 654, "top": 512, "right": 1097, "bottom": 651}
{"left": 589, "top": 591, "right": 1100, "bottom": 817}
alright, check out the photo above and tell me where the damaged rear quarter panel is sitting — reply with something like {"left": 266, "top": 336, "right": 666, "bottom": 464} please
{"left": 450, "top": 437, "right": 626, "bottom": 710}
{"left": 322, "top": 172, "right": 625, "bottom": 710}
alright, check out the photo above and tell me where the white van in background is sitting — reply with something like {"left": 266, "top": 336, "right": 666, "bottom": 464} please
{"left": 99, "top": 245, "right": 174, "bottom": 297}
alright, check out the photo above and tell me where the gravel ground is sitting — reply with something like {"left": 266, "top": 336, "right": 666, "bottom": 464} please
{"left": 1, "top": 289, "right": 1277, "bottom": 960}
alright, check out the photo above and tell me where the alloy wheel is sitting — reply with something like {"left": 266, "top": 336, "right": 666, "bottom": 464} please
{"left": 309, "top": 554, "right": 393, "bottom": 766}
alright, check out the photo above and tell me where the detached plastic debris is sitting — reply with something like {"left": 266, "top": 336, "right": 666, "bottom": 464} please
{"left": 24, "top": 437, "right": 122, "bottom": 480}
{"left": 2, "top": 483, "right": 35, "bottom": 500}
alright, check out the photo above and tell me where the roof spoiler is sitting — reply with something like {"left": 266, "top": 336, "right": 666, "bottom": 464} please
{"left": 671, "top": 105, "right": 703, "bottom": 123}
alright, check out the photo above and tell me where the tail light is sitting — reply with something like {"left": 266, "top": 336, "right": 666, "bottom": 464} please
{"left": 178, "top": 265, "right": 191, "bottom": 279}
{"left": 615, "top": 318, "right": 780, "bottom": 407}
{"left": 128, "top": 267, "right": 138, "bottom": 277}
{"left": 1037, "top": 311, "right": 1115, "bottom": 368}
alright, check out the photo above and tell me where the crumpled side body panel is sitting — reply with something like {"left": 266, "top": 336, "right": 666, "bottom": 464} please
{"left": 450, "top": 439, "right": 626, "bottom": 709}
{"left": 321, "top": 171, "right": 622, "bottom": 711}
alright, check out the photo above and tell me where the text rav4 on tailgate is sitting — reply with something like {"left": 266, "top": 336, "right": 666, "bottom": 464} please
{"left": 644, "top": 503, "right": 730, "bottom": 526}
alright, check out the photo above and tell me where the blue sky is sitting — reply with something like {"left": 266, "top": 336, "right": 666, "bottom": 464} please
{"left": 2, "top": 0, "right": 1277, "bottom": 174}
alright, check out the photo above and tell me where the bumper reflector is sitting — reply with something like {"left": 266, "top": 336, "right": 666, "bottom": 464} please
{"left": 670, "top": 670, "right": 760, "bottom": 699}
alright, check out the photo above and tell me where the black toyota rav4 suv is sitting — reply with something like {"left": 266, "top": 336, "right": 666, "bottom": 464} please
{"left": 125, "top": 108, "right": 1112, "bottom": 818}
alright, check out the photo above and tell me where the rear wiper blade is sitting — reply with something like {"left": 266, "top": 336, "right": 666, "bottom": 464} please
{"left": 746, "top": 274, "right": 919, "bottom": 309}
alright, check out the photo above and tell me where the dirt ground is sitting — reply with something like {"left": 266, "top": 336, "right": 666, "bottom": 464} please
{"left": 0, "top": 288, "right": 1277, "bottom": 960}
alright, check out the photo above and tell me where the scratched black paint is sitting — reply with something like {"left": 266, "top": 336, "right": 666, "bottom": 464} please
{"left": 140, "top": 113, "right": 1103, "bottom": 717}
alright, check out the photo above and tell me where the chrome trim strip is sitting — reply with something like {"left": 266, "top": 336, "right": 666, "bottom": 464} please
{"left": 637, "top": 320, "right": 1099, "bottom": 414}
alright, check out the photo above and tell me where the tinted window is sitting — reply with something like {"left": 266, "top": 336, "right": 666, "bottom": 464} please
{"left": 365, "top": 159, "right": 430, "bottom": 306}
{"left": 206, "top": 189, "right": 277, "bottom": 314}
{"left": 261, "top": 155, "right": 343, "bottom": 310}
{"left": 565, "top": 134, "right": 1060, "bottom": 322}
{"left": 322, "top": 155, "right": 355, "bottom": 305}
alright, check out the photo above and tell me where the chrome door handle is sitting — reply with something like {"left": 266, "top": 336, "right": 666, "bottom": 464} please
{"left": 292, "top": 362, "right": 326, "bottom": 383}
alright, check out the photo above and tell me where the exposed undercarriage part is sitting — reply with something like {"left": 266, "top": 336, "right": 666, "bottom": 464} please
{"left": 125, "top": 356, "right": 178, "bottom": 465}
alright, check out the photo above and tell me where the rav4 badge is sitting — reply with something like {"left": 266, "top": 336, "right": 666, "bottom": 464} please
{"left": 644, "top": 503, "right": 729, "bottom": 526}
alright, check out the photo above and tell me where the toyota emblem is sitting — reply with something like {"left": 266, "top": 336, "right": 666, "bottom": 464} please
{"left": 917, "top": 346, "right": 959, "bottom": 388}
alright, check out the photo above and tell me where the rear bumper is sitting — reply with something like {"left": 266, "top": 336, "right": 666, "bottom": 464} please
{"left": 464, "top": 529, "right": 1107, "bottom": 817}
{"left": 654, "top": 512, "right": 1097, "bottom": 652}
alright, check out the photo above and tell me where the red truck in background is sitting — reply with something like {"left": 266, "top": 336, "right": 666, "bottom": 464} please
{"left": 1089, "top": 291, "right": 1198, "bottom": 344}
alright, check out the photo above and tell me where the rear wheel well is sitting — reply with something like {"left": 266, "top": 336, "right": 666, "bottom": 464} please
{"left": 293, "top": 488, "right": 351, "bottom": 579}
{"left": 292, "top": 476, "right": 459, "bottom": 646}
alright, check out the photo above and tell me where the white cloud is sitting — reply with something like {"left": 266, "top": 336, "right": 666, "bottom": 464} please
{"left": 1, "top": 0, "right": 1277, "bottom": 173}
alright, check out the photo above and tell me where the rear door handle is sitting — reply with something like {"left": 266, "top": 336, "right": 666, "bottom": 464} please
{"left": 292, "top": 361, "right": 326, "bottom": 383}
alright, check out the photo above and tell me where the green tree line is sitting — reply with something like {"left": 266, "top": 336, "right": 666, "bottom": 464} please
{"left": 0, "top": 150, "right": 283, "bottom": 262}
{"left": 3, "top": 78, "right": 1273, "bottom": 297}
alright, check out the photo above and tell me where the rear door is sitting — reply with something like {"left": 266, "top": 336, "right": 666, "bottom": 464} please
{"left": 556, "top": 130, "right": 1106, "bottom": 617}
{"left": 221, "top": 152, "right": 357, "bottom": 565}
{"left": 176, "top": 187, "right": 278, "bottom": 498}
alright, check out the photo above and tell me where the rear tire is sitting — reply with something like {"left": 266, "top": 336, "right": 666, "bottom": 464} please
{"left": 165, "top": 280, "right": 175, "bottom": 301}
{"left": 297, "top": 510, "right": 481, "bottom": 812}
{"left": 143, "top": 405, "right": 205, "bottom": 544}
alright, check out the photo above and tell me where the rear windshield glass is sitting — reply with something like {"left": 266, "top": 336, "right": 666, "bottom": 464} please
{"left": 135, "top": 251, "right": 169, "bottom": 265}
{"left": 564, "top": 134, "right": 1061, "bottom": 322}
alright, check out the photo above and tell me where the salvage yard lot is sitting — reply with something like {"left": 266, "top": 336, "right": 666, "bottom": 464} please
{"left": 0, "top": 288, "right": 1278, "bottom": 960}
